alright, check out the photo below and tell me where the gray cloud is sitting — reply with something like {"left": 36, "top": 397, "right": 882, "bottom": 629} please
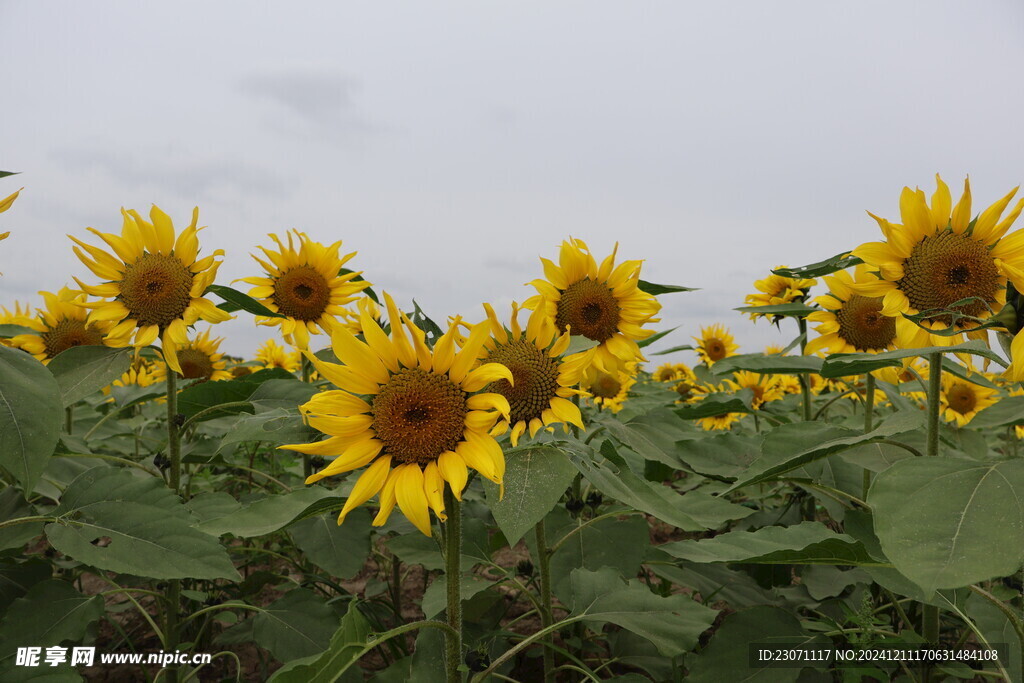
{"left": 237, "top": 68, "right": 373, "bottom": 135}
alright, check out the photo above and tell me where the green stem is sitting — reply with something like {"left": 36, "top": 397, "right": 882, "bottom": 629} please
{"left": 863, "top": 373, "right": 876, "bottom": 500}
{"left": 65, "top": 405, "right": 73, "bottom": 434}
{"left": 443, "top": 488, "right": 463, "bottom": 683}
{"left": 969, "top": 585, "right": 1024, "bottom": 667}
{"left": 534, "top": 519, "right": 554, "bottom": 683}
{"left": 0, "top": 515, "right": 56, "bottom": 531}
{"left": 923, "top": 352, "right": 943, "bottom": 653}
{"left": 165, "top": 366, "right": 182, "bottom": 683}
{"left": 797, "top": 317, "right": 812, "bottom": 421}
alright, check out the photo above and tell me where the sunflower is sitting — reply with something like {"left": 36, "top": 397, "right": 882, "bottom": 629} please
{"left": 152, "top": 329, "right": 231, "bottom": 383}
{"left": 728, "top": 370, "right": 785, "bottom": 410}
{"left": 240, "top": 230, "right": 370, "bottom": 349}
{"left": 653, "top": 362, "right": 694, "bottom": 382}
{"left": 525, "top": 238, "right": 661, "bottom": 375}
{"left": 743, "top": 267, "right": 816, "bottom": 320}
{"left": 255, "top": 338, "right": 301, "bottom": 373}
{"left": 70, "top": 206, "right": 232, "bottom": 374}
{"left": 337, "top": 295, "right": 383, "bottom": 335}
{"left": 697, "top": 412, "right": 744, "bottom": 431}
{"left": 281, "top": 292, "right": 514, "bottom": 536}
{"left": 764, "top": 344, "right": 786, "bottom": 355}
{"left": 111, "top": 356, "right": 158, "bottom": 389}
{"left": 693, "top": 324, "right": 738, "bottom": 365}
{"left": 805, "top": 265, "right": 897, "bottom": 356}
{"left": 0, "top": 187, "right": 21, "bottom": 274}
{"left": 851, "top": 175, "right": 1024, "bottom": 348}
{"left": 10, "top": 287, "right": 113, "bottom": 363}
{"left": 940, "top": 374, "right": 998, "bottom": 427}
{"left": 478, "top": 302, "right": 591, "bottom": 446}
{"left": 0, "top": 301, "right": 33, "bottom": 346}
{"left": 583, "top": 362, "right": 637, "bottom": 413}
{"left": 673, "top": 377, "right": 715, "bottom": 404}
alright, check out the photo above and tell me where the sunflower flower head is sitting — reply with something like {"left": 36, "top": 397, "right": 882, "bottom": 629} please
{"left": 152, "top": 328, "right": 231, "bottom": 383}
{"left": 940, "top": 373, "right": 998, "bottom": 427}
{"left": 728, "top": 370, "right": 785, "bottom": 410}
{"left": 653, "top": 362, "right": 694, "bottom": 383}
{"left": 10, "top": 287, "right": 113, "bottom": 363}
{"left": 478, "top": 301, "right": 592, "bottom": 446}
{"left": 281, "top": 292, "right": 515, "bottom": 536}
{"left": 70, "top": 206, "right": 232, "bottom": 374}
{"left": 805, "top": 264, "right": 897, "bottom": 356}
{"left": 693, "top": 324, "right": 738, "bottom": 365}
{"left": 583, "top": 361, "right": 637, "bottom": 413}
{"left": 240, "top": 230, "right": 370, "bottom": 349}
{"left": 254, "top": 338, "right": 301, "bottom": 373}
{"left": 525, "top": 238, "right": 661, "bottom": 375}
{"left": 850, "top": 175, "right": 1024, "bottom": 348}
{"left": 112, "top": 355, "right": 158, "bottom": 389}
{"left": 744, "top": 267, "right": 816, "bottom": 321}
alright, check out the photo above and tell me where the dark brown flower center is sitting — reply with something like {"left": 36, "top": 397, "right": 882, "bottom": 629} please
{"left": 898, "top": 230, "right": 1000, "bottom": 324}
{"left": 41, "top": 318, "right": 105, "bottom": 359}
{"left": 835, "top": 294, "right": 896, "bottom": 351}
{"left": 371, "top": 368, "right": 468, "bottom": 465}
{"left": 176, "top": 348, "right": 215, "bottom": 380}
{"left": 273, "top": 266, "right": 331, "bottom": 321}
{"left": 591, "top": 373, "right": 622, "bottom": 399}
{"left": 484, "top": 339, "right": 560, "bottom": 425}
{"left": 120, "top": 253, "right": 194, "bottom": 328}
{"left": 556, "top": 278, "right": 621, "bottom": 342}
{"left": 946, "top": 383, "right": 977, "bottom": 415}
{"left": 705, "top": 339, "right": 727, "bottom": 362}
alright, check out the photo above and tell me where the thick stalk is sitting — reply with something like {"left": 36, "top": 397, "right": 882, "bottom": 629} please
{"left": 65, "top": 406, "right": 73, "bottom": 434}
{"left": 797, "top": 317, "right": 812, "bottom": 421}
{"left": 923, "top": 352, "right": 943, "bottom": 652}
{"left": 165, "top": 366, "right": 182, "bottom": 683}
{"left": 862, "top": 373, "right": 876, "bottom": 500}
{"left": 443, "top": 488, "right": 463, "bottom": 683}
{"left": 534, "top": 519, "right": 554, "bottom": 683}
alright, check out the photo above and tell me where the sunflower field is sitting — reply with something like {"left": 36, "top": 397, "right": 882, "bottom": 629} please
{"left": 0, "top": 173, "right": 1023, "bottom": 683}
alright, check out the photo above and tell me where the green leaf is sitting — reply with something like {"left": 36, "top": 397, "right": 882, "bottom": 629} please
{"left": 674, "top": 389, "right": 753, "bottom": 420}
{"left": 482, "top": 445, "right": 578, "bottom": 545}
{"left": 636, "top": 326, "right": 677, "bottom": 349}
{"left": 268, "top": 601, "right": 372, "bottom": 682}
{"left": 0, "top": 488, "right": 42, "bottom": 551}
{"left": 249, "top": 378, "right": 317, "bottom": 410}
{"left": 545, "top": 511, "right": 649, "bottom": 604}
{"left": 218, "top": 408, "right": 316, "bottom": 452}
{"left": 651, "top": 344, "right": 694, "bottom": 356}
{"left": 725, "top": 411, "right": 925, "bottom": 492}
{"left": 570, "top": 567, "right": 717, "bottom": 656}
{"left": 637, "top": 280, "right": 697, "bottom": 295}
{"left": 819, "top": 340, "right": 1005, "bottom": 378}
{"left": 196, "top": 488, "right": 342, "bottom": 538}
{"left": 206, "top": 284, "right": 286, "bottom": 318}
{"left": 250, "top": 589, "right": 339, "bottom": 662}
{"left": 962, "top": 395, "right": 1024, "bottom": 429}
{"left": 675, "top": 433, "right": 761, "bottom": 479}
{"left": 773, "top": 253, "right": 862, "bottom": 279}
{"left": 595, "top": 409, "right": 692, "bottom": 469}
{"left": 685, "top": 606, "right": 824, "bottom": 683}
{"left": 733, "top": 303, "right": 818, "bottom": 317}
{"left": 564, "top": 335, "right": 600, "bottom": 355}
{"left": 711, "top": 353, "right": 823, "bottom": 375}
{"left": 869, "top": 457, "right": 1024, "bottom": 592}
{"left": 0, "top": 559, "right": 52, "bottom": 612}
{"left": 0, "top": 346, "right": 61, "bottom": 493}
{"left": 0, "top": 171, "right": 18, "bottom": 179}
{"left": 45, "top": 467, "right": 239, "bottom": 581}
{"left": 185, "top": 492, "right": 243, "bottom": 523}
{"left": 289, "top": 509, "right": 372, "bottom": 580}
{"left": 567, "top": 440, "right": 751, "bottom": 531}
{"left": 47, "top": 346, "right": 131, "bottom": 407}
{"left": 0, "top": 580, "right": 104, "bottom": 657}
{"left": 658, "top": 521, "right": 884, "bottom": 565}
{"left": 110, "top": 381, "right": 166, "bottom": 408}
{"left": 176, "top": 380, "right": 255, "bottom": 420}
{"left": 421, "top": 575, "right": 494, "bottom": 619}
{"left": 967, "top": 592, "right": 1023, "bottom": 683}
{"left": 0, "top": 324, "right": 36, "bottom": 338}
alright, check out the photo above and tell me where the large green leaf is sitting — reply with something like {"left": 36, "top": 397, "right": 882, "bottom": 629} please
{"left": 0, "top": 346, "right": 62, "bottom": 493}
{"left": 268, "top": 601, "right": 372, "bottom": 682}
{"left": 819, "top": 340, "right": 1005, "bottom": 378}
{"left": 47, "top": 346, "right": 130, "bottom": 407}
{"left": 711, "top": 353, "right": 822, "bottom": 375}
{"left": 733, "top": 303, "right": 818, "bottom": 317}
{"left": 596, "top": 409, "right": 692, "bottom": 468}
{"left": 196, "top": 487, "right": 342, "bottom": 538}
{"left": 217, "top": 408, "right": 316, "bottom": 452}
{"left": 869, "top": 458, "right": 1024, "bottom": 592}
{"left": 658, "top": 521, "right": 884, "bottom": 566}
{"left": 0, "top": 324, "right": 37, "bottom": 338}
{"left": 45, "top": 468, "right": 239, "bottom": 581}
{"left": 250, "top": 589, "right": 339, "bottom": 662}
{"left": 207, "top": 284, "right": 286, "bottom": 318}
{"left": 726, "top": 411, "right": 924, "bottom": 492}
{"left": 176, "top": 368, "right": 295, "bottom": 420}
{"left": 421, "top": 575, "right": 494, "bottom": 619}
{"left": 964, "top": 395, "right": 1024, "bottom": 429}
{"left": 675, "top": 433, "right": 760, "bottom": 479}
{"left": 567, "top": 440, "right": 751, "bottom": 531}
{"left": 0, "top": 488, "right": 42, "bottom": 551}
{"left": 685, "top": 606, "right": 824, "bottom": 683}
{"left": 569, "top": 567, "right": 718, "bottom": 656}
{"left": 0, "top": 581, "right": 104, "bottom": 659}
{"left": 0, "top": 559, "right": 52, "bottom": 612}
{"left": 637, "top": 280, "right": 697, "bottom": 295}
{"left": 674, "top": 390, "right": 753, "bottom": 419}
{"left": 482, "top": 445, "right": 578, "bottom": 545}
{"left": 773, "top": 253, "right": 862, "bottom": 279}
{"left": 289, "top": 508, "right": 372, "bottom": 580}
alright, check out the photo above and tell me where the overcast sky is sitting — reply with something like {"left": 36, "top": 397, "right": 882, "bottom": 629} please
{"left": 2, "top": 1, "right": 1023, "bottom": 362}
